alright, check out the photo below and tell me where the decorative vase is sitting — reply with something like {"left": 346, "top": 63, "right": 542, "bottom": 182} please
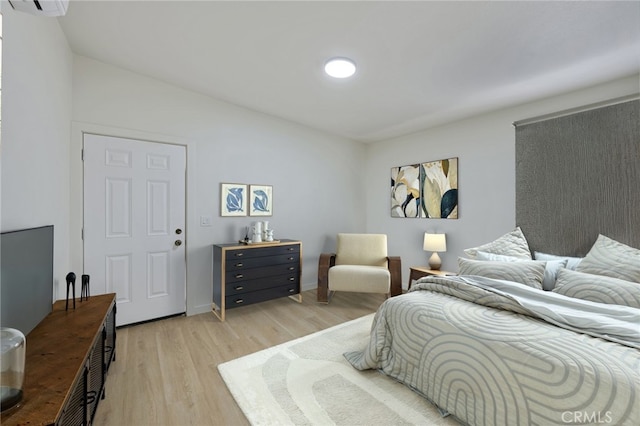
{"left": 0, "top": 328, "right": 26, "bottom": 412}
{"left": 252, "top": 222, "right": 262, "bottom": 243}
{"left": 265, "top": 229, "right": 274, "bottom": 242}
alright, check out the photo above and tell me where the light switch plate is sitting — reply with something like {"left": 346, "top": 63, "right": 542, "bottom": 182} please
{"left": 200, "top": 215, "right": 212, "bottom": 226}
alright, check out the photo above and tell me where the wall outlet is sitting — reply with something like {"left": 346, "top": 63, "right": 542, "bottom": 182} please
{"left": 200, "top": 215, "right": 212, "bottom": 226}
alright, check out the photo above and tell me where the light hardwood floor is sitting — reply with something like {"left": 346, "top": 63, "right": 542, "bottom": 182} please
{"left": 93, "top": 289, "right": 387, "bottom": 426}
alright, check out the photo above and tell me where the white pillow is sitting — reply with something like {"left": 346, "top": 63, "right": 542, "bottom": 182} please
{"left": 458, "top": 257, "right": 545, "bottom": 290}
{"left": 576, "top": 235, "right": 640, "bottom": 283}
{"left": 476, "top": 251, "right": 566, "bottom": 291}
{"left": 463, "top": 227, "right": 532, "bottom": 260}
{"left": 553, "top": 269, "right": 640, "bottom": 309}
{"left": 475, "top": 252, "right": 520, "bottom": 262}
{"left": 534, "top": 251, "right": 583, "bottom": 271}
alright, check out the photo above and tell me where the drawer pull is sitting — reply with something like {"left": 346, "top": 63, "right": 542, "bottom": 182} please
{"left": 288, "top": 288, "right": 295, "bottom": 293}
{"left": 235, "top": 262, "right": 244, "bottom": 267}
{"left": 288, "top": 266, "right": 295, "bottom": 271}
{"left": 235, "top": 299, "right": 244, "bottom": 304}
{"left": 235, "top": 274, "right": 244, "bottom": 279}
{"left": 289, "top": 277, "right": 295, "bottom": 281}
{"left": 234, "top": 286, "right": 244, "bottom": 291}
{"left": 288, "top": 247, "right": 294, "bottom": 251}
{"left": 235, "top": 253, "right": 244, "bottom": 257}
{"left": 288, "top": 257, "right": 294, "bottom": 261}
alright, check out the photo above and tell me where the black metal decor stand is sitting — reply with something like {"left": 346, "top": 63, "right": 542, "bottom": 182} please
{"left": 81, "top": 274, "right": 90, "bottom": 301}
{"left": 65, "top": 272, "right": 76, "bottom": 311}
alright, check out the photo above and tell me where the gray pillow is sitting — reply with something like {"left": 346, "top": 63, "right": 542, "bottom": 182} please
{"left": 576, "top": 235, "right": 640, "bottom": 283}
{"left": 463, "top": 227, "right": 532, "bottom": 260}
{"left": 553, "top": 269, "right": 640, "bottom": 309}
{"left": 458, "top": 257, "right": 545, "bottom": 290}
{"left": 534, "top": 251, "right": 582, "bottom": 271}
{"left": 475, "top": 251, "right": 566, "bottom": 291}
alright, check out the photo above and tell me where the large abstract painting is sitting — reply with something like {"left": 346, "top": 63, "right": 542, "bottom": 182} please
{"left": 391, "top": 157, "right": 458, "bottom": 219}
{"left": 391, "top": 165, "right": 420, "bottom": 217}
{"left": 420, "top": 157, "right": 458, "bottom": 219}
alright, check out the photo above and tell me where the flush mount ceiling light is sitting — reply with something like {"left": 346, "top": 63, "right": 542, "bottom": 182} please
{"left": 324, "top": 57, "right": 356, "bottom": 78}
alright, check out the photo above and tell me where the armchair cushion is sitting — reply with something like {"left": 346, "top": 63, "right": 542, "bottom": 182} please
{"left": 335, "top": 233, "right": 388, "bottom": 267}
{"left": 328, "top": 265, "right": 391, "bottom": 294}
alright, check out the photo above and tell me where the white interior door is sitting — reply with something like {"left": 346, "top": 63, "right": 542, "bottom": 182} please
{"left": 83, "top": 134, "right": 186, "bottom": 326}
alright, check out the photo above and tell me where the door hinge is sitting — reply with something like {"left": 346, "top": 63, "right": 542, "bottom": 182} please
{"left": 81, "top": 228, "right": 84, "bottom": 240}
{"left": 81, "top": 149, "right": 84, "bottom": 161}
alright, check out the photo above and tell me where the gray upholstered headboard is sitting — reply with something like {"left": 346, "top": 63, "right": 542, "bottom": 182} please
{"left": 515, "top": 97, "right": 639, "bottom": 257}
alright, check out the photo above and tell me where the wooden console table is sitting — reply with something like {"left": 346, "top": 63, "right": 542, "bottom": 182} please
{"left": 1, "top": 293, "right": 116, "bottom": 426}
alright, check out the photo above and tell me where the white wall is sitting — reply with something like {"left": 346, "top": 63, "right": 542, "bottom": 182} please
{"left": 1, "top": 6, "right": 73, "bottom": 298}
{"left": 2, "top": 8, "right": 637, "bottom": 313}
{"left": 365, "top": 74, "right": 640, "bottom": 286}
{"left": 70, "top": 56, "right": 366, "bottom": 315}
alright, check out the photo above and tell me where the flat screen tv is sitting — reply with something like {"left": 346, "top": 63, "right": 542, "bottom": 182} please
{"left": 1, "top": 225, "right": 54, "bottom": 335}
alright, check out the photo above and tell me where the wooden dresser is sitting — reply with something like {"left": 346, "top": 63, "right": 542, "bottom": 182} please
{"left": 1, "top": 293, "right": 116, "bottom": 426}
{"left": 213, "top": 240, "right": 302, "bottom": 320}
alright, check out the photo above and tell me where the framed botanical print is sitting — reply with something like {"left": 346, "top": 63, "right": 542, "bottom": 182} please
{"left": 391, "top": 164, "right": 420, "bottom": 218}
{"left": 420, "top": 157, "right": 458, "bottom": 219}
{"left": 220, "top": 183, "right": 247, "bottom": 216}
{"left": 249, "top": 185, "right": 273, "bottom": 216}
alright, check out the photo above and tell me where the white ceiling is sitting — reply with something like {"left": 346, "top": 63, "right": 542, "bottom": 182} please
{"left": 58, "top": 1, "right": 640, "bottom": 142}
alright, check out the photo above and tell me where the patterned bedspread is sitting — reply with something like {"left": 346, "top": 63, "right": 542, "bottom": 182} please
{"left": 345, "top": 276, "right": 640, "bottom": 426}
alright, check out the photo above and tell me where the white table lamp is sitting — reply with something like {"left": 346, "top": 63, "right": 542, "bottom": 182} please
{"left": 423, "top": 233, "right": 447, "bottom": 270}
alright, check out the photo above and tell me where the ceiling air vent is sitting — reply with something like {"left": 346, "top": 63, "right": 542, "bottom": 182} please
{"left": 9, "top": 0, "right": 69, "bottom": 17}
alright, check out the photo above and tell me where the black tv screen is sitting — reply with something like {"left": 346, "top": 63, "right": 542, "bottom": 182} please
{"left": 1, "top": 225, "right": 54, "bottom": 335}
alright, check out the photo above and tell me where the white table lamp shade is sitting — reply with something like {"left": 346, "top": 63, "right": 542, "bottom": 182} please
{"left": 423, "top": 233, "right": 446, "bottom": 252}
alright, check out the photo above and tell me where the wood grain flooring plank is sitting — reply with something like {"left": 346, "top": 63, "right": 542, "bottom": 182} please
{"left": 92, "top": 290, "right": 386, "bottom": 426}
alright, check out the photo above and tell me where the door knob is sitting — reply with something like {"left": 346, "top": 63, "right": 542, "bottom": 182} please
{"left": 175, "top": 228, "right": 183, "bottom": 235}
{"left": 174, "top": 240, "right": 182, "bottom": 247}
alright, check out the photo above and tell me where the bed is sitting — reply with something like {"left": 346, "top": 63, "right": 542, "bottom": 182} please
{"left": 345, "top": 230, "right": 640, "bottom": 426}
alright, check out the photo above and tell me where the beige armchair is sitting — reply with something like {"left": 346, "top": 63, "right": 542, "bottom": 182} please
{"left": 317, "top": 233, "right": 402, "bottom": 303}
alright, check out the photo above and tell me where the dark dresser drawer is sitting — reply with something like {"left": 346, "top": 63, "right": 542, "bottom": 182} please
{"left": 226, "top": 284, "right": 299, "bottom": 308}
{"left": 225, "top": 253, "right": 299, "bottom": 272}
{"left": 226, "top": 263, "right": 299, "bottom": 283}
{"left": 226, "top": 273, "right": 298, "bottom": 296}
{"left": 226, "top": 244, "right": 300, "bottom": 260}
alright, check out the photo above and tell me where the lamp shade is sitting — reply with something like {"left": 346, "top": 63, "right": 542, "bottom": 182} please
{"left": 423, "top": 233, "right": 447, "bottom": 252}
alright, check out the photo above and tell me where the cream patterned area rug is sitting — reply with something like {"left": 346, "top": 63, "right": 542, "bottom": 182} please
{"left": 218, "top": 314, "right": 459, "bottom": 426}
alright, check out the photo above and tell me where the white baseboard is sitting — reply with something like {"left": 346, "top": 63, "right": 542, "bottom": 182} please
{"left": 188, "top": 303, "right": 213, "bottom": 316}
{"left": 301, "top": 282, "right": 316, "bottom": 292}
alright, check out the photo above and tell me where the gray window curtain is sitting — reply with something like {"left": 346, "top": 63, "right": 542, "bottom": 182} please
{"left": 514, "top": 98, "right": 639, "bottom": 256}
